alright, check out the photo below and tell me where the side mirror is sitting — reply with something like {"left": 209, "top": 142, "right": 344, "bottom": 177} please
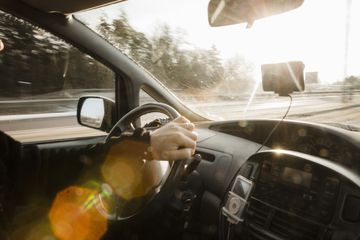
{"left": 77, "top": 96, "right": 115, "bottom": 132}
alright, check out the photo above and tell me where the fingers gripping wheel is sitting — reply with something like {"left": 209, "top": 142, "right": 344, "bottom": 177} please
{"left": 100, "top": 103, "right": 196, "bottom": 221}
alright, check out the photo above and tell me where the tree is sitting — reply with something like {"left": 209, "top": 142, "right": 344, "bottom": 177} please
{"left": 94, "top": 12, "right": 255, "bottom": 94}
{"left": 344, "top": 76, "right": 360, "bottom": 89}
{"left": 221, "top": 55, "right": 255, "bottom": 94}
{"left": 0, "top": 12, "right": 70, "bottom": 96}
{"left": 98, "top": 13, "right": 154, "bottom": 69}
{"left": 0, "top": 11, "right": 115, "bottom": 98}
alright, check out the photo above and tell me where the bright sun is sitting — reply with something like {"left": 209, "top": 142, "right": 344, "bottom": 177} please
{"left": 208, "top": 0, "right": 360, "bottom": 83}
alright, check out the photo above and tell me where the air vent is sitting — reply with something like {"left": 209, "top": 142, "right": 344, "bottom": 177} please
{"left": 246, "top": 199, "right": 324, "bottom": 240}
{"left": 270, "top": 211, "right": 321, "bottom": 240}
{"left": 248, "top": 224, "right": 275, "bottom": 240}
{"left": 247, "top": 200, "right": 270, "bottom": 227}
{"left": 194, "top": 150, "right": 215, "bottom": 162}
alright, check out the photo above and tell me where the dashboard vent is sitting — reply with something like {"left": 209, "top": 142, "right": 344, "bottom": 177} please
{"left": 247, "top": 199, "right": 324, "bottom": 240}
{"left": 248, "top": 199, "right": 270, "bottom": 227}
{"left": 248, "top": 225, "right": 275, "bottom": 240}
{"left": 270, "top": 211, "right": 321, "bottom": 240}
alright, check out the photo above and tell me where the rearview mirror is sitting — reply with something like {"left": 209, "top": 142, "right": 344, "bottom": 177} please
{"left": 208, "top": 0, "right": 304, "bottom": 27}
{"left": 77, "top": 96, "right": 115, "bottom": 132}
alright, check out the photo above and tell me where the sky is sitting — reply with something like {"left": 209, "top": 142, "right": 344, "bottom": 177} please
{"left": 78, "top": 0, "right": 360, "bottom": 84}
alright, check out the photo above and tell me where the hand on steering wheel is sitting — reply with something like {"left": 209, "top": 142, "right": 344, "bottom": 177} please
{"left": 99, "top": 103, "right": 200, "bottom": 221}
{"left": 150, "top": 116, "right": 197, "bottom": 161}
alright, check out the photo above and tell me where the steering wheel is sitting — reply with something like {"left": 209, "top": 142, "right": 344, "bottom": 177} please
{"left": 104, "top": 102, "right": 180, "bottom": 142}
{"left": 98, "top": 103, "right": 194, "bottom": 221}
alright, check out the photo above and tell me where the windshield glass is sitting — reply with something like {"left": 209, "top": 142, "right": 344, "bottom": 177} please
{"left": 77, "top": 0, "right": 360, "bottom": 129}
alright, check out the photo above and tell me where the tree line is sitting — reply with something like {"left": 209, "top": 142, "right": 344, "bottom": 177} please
{"left": 0, "top": 10, "right": 254, "bottom": 98}
{"left": 97, "top": 13, "right": 255, "bottom": 93}
{"left": 0, "top": 11, "right": 114, "bottom": 98}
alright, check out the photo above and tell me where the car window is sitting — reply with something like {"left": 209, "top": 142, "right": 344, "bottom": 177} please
{"left": 0, "top": 10, "right": 115, "bottom": 141}
{"left": 139, "top": 89, "right": 167, "bottom": 125}
{"left": 139, "top": 89, "right": 158, "bottom": 106}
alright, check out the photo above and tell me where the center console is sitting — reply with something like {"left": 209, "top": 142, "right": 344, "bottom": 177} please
{"left": 222, "top": 150, "right": 360, "bottom": 240}
{"left": 254, "top": 157, "right": 340, "bottom": 224}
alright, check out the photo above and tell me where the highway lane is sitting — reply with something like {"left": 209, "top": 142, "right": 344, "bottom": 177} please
{"left": 5, "top": 126, "right": 105, "bottom": 143}
{"left": 189, "top": 93, "right": 360, "bottom": 119}
{"left": 0, "top": 99, "right": 78, "bottom": 115}
{"left": 0, "top": 93, "right": 359, "bottom": 142}
{"left": 1, "top": 92, "right": 357, "bottom": 116}
{"left": 0, "top": 112, "right": 77, "bottom": 131}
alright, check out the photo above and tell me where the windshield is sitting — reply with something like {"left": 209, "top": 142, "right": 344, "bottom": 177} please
{"left": 77, "top": 0, "right": 360, "bottom": 129}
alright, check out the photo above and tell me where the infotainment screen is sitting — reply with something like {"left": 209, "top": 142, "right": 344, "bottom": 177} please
{"left": 282, "top": 167, "right": 312, "bottom": 188}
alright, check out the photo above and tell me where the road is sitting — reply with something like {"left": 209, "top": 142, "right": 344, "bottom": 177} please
{"left": 187, "top": 93, "right": 360, "bottom": 122}
{"left": 0, "top": 92, "right": 359, "bottom": 142}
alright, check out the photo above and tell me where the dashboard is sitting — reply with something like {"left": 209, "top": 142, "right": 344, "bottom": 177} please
{"left": 192, "top": 119, "right": 360, "bottom": 240}
{"left": 209, "top": 119, "right": 360, "bottom": 171}
{"left": 3, "top": 118, "right": 359, "bottom": 240}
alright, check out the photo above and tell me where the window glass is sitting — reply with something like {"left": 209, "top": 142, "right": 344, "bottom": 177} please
{"left": 139, "top": 89, "right": 167, "bottom": 125}
{"left": 139, "top": 89, "right": 158, "bottom": 105}
{"left": 0, "top": 11, "right": 115, "bottom": 137}
{"left": 77, "top": 0, "right": 360, "bottom": 129}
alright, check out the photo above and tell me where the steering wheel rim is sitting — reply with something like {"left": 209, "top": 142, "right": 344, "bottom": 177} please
{"left": 100, "top": 103, "right": 187, "bottom": 221}
{"left": 104, "top": 102, "right": 180, "bottom": 143}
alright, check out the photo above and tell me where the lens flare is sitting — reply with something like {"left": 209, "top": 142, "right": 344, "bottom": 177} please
{"left": 0, "top": 39, "right": 4, "bottom": 51}
{"left": 49, "top": 186, "right": 107, "bottom": 240}
{"left": 101, "top": 140, "right": 164, "bottom": 200}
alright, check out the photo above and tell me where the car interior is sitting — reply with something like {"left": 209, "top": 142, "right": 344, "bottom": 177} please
{"left": 0, "top": 0, "right": 360, "bottom": 240}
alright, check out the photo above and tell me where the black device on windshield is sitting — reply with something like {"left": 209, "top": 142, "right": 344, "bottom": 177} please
{"left": 262, "top": 61, "right": 305, "bottom": 96}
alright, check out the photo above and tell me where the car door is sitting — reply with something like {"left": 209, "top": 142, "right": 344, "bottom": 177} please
{"left": 0, "top": 9, "right": 121, "bottom": 239}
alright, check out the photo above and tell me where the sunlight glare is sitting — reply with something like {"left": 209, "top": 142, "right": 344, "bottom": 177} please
{"left": 78, "top": 0, "right": 360, "bottom": 84}
{"left": 101, "top": 140, "right": 166, "bottom": 200}
{"left": 243, "top": 77, "right": 261, "bottom": 116}
{"left": 49, "top": 186, "right": 107, "bottom": 240}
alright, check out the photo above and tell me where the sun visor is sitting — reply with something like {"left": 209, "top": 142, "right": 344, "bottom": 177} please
{"left": 21, "top": 0, "right": 126, "bottom": 14}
